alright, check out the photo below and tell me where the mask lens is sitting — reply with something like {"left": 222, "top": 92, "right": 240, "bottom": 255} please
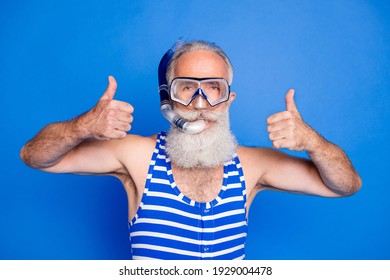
{"left": 171, "top": 79, "right": 199, "bottom": 105}
{"left": 200, "top": 79, "right": 229, "bottom": 106}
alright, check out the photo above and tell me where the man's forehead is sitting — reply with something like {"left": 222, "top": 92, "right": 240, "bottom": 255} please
{"left": 175, "top": 50, "right": 229, "bottom": 79}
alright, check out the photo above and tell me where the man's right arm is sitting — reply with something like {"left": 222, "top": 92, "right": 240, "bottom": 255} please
{"left": 20, "top": 76, "right": 134, "bottom": 174}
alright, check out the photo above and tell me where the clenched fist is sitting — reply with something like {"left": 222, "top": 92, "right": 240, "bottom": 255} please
{"left": 80, "top": 76, "right": 134, "bottom": 140}
{"left": 266, "top": 89, "right": 315, "bottom": 151}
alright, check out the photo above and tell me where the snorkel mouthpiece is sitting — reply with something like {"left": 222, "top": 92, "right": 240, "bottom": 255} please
{"left": 158, "top": 39, "right": 206, "bottom": 134}
{"left": 160, "top": 103, "right": 206, "bottom": 134}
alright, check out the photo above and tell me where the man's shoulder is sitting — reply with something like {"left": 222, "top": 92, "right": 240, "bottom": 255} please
{"left": 125, "top": 133, "right": 158, "bottom": 142}
{"left": 237, "top": 145, "right": 272, "bottom": 155}
{"left": 114, "top": 133, "right": 159, "bottom": 174}
{"left": 237, "top": 145, "right": 285, "bottom": 165}
{"left": 120, "top": 133, "right": 159, "bottom": 150}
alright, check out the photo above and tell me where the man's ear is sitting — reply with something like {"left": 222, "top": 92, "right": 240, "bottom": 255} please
{"left": 228, "top": 91, "right": 236, "bottom": 105}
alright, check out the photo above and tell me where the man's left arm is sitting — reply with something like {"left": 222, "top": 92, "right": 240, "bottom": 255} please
{"left": 264, "top": 89, "right": 362, "bottom": 197}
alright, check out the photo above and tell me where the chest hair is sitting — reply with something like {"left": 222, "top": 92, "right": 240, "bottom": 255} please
{"left": 171, "top": 164, "right": 224, "bottom": 202}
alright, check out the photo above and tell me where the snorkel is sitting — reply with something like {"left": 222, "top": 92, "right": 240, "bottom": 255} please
{"left": 158, "top": 40, "right": 206, "bottom": 134}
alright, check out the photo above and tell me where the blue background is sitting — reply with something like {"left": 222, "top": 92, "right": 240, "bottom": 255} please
{"left": 1, "top": 0, "right": 389, "bottom": 259}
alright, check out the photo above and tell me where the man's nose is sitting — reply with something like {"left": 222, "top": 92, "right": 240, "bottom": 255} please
{"left": 191, "top": 94, "right": 209, "bottom": 109}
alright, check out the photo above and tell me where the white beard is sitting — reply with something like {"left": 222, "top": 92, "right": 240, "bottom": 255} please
{"left": 165, "top": 108, "right": 237, "bottom": 168}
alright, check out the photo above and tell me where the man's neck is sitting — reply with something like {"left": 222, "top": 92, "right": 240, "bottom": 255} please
{"left": 171, "top": 163, "right": 224, "bottom": 203}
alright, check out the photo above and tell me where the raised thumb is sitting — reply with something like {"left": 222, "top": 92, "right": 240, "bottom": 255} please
{"left": 285, "top": 89, "right": 298, "bottom": 112}
{"left": 100, "top": 76, "right": 117, "bottom": 100}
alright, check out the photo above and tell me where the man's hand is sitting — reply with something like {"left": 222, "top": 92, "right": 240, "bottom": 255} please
{"left": 266, "top": 89, "right": 315, "bottom": 151}
{"left": 80, "top": 76, "right": 134, "bottom": 140}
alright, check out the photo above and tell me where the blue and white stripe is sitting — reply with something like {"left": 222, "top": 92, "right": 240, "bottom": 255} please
{"left": 129, "top": 132, "right": 248, "bottom": 260}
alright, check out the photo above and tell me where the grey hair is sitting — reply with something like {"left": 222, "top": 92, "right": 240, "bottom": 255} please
{"left": 166, "top": 40, "right": 233, "bottom": 85}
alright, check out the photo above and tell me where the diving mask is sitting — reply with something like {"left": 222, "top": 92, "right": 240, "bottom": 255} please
{"left": 170, "top": 77, "right": 231, "bottom": 107}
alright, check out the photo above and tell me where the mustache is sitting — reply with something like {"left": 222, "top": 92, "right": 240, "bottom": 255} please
{"left": 166, "top": 107, "right": 236, "bottom": 168}
{"left": 174, "top": 108, "right": 226, "bottom": 122}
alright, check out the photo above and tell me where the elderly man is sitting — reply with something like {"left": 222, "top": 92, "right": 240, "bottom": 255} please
{"left": 20, "top": 40, "right": 361, "bottom": 260}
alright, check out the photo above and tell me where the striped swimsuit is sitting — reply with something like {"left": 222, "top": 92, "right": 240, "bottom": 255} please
{"left": 128, "top": 132, "right": 248, "bottom": 260}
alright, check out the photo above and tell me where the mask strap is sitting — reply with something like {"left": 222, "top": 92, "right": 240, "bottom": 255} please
{"left": 158, "top": 40, "right": 206, "bottom": 134}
